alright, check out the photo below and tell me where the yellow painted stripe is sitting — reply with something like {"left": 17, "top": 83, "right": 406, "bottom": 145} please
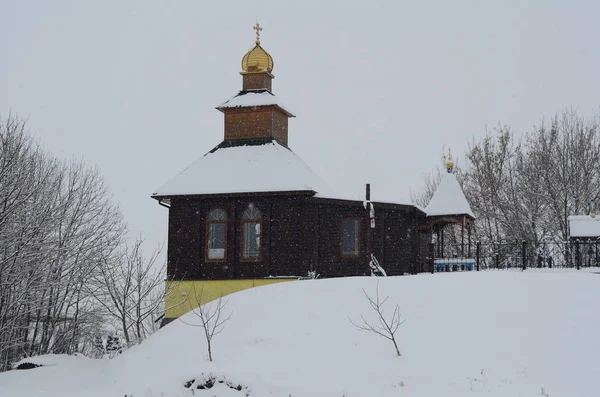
{"left": 164, "top": 278, "right": 296, "bottom": 319}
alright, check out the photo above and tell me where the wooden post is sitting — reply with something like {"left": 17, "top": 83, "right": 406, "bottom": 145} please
{"left": 461, "top": 216, "right": 465, "bottom": 257}
{"left": 476, "top": 241, "right": 480, "bottom": 271}
{"left": 233, "top": 199, "right": 238, "bottom": 278}
{"left": 522, "top": 240, "right": 527, "bottom": 271}
{"left": 575, "top": 240, "right": 581, "bottom": 270}
{"left": 430, "top": 242, "right": 435, "bottom": 274}
{"left": 440, "top": 225, "right": 444, "bottom": 258}
{"left": 468, "top": 222, "right": 472, "bottom": 257}
{"left": 366, "top": 183, "right": 372, "bottom": 271}
{"left": 435, "top": 225, "right": 440, "bottom": 257}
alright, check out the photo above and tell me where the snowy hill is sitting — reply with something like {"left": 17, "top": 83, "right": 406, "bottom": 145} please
{"left": 1, "top": 271, "right": 599, "bottom": 397}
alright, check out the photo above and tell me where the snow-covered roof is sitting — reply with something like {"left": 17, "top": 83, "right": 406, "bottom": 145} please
{"left": 153, "top": 140, "right": 337, "bottom": 198}
{"left": 569, "top": 215, "right": 600, "bottom": 238}
{"left": 425, "top": 172, "right": 475, "bottom": 218}
{"left": 217, "top": 90, "right": 294, "bottom": 116}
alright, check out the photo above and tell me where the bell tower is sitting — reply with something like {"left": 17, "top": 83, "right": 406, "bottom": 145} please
{"left": 216, "top": 24, "right": 295, "bottom": 146}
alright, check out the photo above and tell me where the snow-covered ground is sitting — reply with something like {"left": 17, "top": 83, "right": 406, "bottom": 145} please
{"left": 1, "top": 270, "right": 598, "bottom": 397}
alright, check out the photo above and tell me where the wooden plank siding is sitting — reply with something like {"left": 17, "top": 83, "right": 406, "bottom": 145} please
{"left": 222, "top": 106, "right": 290, "bottom": 145}
{"left": 167, "top": 199, "right": 201, "bottom": 280}
{"left": 165, "top": 194, "right": 426, "bottom": 281}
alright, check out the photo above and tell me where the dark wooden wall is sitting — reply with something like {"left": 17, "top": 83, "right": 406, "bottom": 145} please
{"left": 166, "top": 194, "right": 426, "bottom": 281}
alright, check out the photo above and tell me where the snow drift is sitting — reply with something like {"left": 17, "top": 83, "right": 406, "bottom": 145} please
{"left": 0, "top": 270, "right": 598, "bottom": 397}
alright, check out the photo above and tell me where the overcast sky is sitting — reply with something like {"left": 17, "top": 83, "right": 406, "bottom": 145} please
{"left": 2, "top": 0, "right": 599, "bottom": 255}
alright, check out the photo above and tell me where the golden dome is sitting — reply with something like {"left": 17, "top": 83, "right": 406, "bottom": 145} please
{"left": 241, "top": 44, "right": 274, "bottom": 73}
{"left": 241, "top": 23, "right": 274, "bottom": 73}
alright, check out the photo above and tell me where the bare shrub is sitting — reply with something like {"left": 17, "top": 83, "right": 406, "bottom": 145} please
{"left": 349, "top": 281, "right": 404, "bottom": 356}
{"left": 179, "top": 286, "right": 232, "bottom": 362}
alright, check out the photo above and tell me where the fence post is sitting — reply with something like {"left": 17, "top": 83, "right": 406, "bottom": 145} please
{"left": 495, "top": 253, "right": 499, "bottom": 269}
{"left": 521, "top": 240, "right": 526, "bottom": 271}
{"left": 429, "top": 242, "right": 435, "bottom": 274}
{"left": 575, "top": 240, "right": 581, "bottom": 270}
{"left": 476, "top": 241, "right": 481, "bottom": 271}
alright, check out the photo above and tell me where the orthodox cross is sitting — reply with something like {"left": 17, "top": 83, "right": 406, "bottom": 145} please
{"left": 253, "top": 23, "right": 263, "bottom": 44}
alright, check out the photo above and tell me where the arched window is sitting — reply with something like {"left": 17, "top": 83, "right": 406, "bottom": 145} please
{"left": 241, "top": 203, "right": 262, "bottom": 260}
{"left": 207, "top": 209, "right": 227, "bottom": 261}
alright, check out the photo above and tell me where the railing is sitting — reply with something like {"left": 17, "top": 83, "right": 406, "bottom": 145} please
{"left": 425, "top": 239, "right": 600, "bottom": 273}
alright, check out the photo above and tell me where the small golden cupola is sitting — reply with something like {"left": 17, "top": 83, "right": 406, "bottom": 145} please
{"left": 240, "top": 23, "right": 275, "bottom": 91}
{"left": 444, "top": 149, "right": 454, "bottom": 173}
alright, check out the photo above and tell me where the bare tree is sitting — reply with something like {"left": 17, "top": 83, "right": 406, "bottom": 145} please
{"left": 415, "top": 110, "right": 600, "bottom": 249}
{"left": 0, "top": 115, "right": 126, "bottom": 370}
{"left": 461, "top": 125, "right": 525, "bottom": 243}
{"left": 179, "top": 286, "right": 232, "bottom": 362}
{"left": 91, "top": 237, "right": 165, "bottom": 346}
{"left": 410, "top": 165, "right": 443, "bottom": 209}
{"left": 29, "top": 160, "right": 125, "bottom": 356}
{"left": 349, "top": 281, "right": 404, "bottom": 357}
{"left": 525, "top": 110, "right": 600, "bottom": 241}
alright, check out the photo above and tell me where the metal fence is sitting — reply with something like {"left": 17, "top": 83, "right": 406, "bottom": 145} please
{"left": 426, "top": 239, "right": 600, "bottom": 273}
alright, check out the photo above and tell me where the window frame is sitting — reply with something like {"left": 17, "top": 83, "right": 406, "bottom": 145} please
{"left": 205, "top": 208, "right": 228, "bottom": 262}
{"left": 240, "top": 204, "right": 263, "bottom": 262}
{"left": 340, "top": 218, "right": 361, "bottom": 258}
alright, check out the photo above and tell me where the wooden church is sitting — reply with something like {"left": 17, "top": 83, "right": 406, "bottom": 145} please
{"left": 152, "top": 25, "right": 474, "bottom": 324}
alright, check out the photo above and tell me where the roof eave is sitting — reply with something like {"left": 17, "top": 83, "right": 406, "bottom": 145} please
{"left": 426, "top": 212, "right": 476, "bottom": 220}
{"left": 151, "top": 189, "right": 316, "bottom": 201}
{"left": 215, "top": 103, "right": 295, "bottom": 117}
